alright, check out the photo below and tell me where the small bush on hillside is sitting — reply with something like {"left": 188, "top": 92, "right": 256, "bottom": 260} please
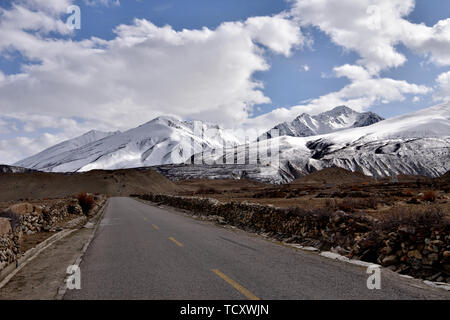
{"left": 77, "top": 193, "right": 95, "bottom": 215}
{"left": 423, "top": 191, "right": 436, "bottom": 202}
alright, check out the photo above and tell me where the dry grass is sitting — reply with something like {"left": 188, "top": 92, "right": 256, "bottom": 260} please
{"left": 377, "top": 205, "right": 446, "bottom": 230}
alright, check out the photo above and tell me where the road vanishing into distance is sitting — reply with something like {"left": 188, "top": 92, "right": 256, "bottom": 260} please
{"left": 65, "top": 197, "right": 450, "bottom": 300}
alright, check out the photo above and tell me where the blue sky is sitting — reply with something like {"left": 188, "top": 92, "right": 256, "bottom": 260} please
{"left": 0, "top": 0, "right": 449, "bottom": 163}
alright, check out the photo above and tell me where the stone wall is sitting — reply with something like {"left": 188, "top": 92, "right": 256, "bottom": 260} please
{"left": 0, "top": 195, "right": 105, "bottom": 272}
{"left": 138, "top": 193, "right": 450, "bottom": 283}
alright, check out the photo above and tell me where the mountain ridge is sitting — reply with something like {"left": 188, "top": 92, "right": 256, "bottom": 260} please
{"left": 13, "top": 103, "right": 449, "bottom": 180}
{"left": 264, "top": 105, "right": 384, "bottom": 139}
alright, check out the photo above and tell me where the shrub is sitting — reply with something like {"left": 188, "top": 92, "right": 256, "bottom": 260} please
{"left": 423, "top": 191, "right": 436, "bottom": 202}
{"left": 77, "top": 193, "right": 95, "bottom": 215}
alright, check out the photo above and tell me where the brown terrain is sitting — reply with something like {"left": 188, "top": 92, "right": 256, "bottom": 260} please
{"left": 1, "top": 166, "right": 448, "bottom": 227}
{"left": 0, "top": 168, "right": 180, "bottom": 202}
{"left": 176, "top": 168, "right": 450, "bottom": 223}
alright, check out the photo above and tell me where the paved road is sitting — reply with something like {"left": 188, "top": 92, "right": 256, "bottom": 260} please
{"left": 65, "top": 197, "right": 449, "bottom": 300}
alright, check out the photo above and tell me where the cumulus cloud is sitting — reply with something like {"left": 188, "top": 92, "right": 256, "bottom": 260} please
{"left": 0, "top": 16, "right": 302, "bottom": 128}
{"left": 434, "top": 71, "right": 450, "bottom": 102}
{"left": 291, "top": 0, "right": 450, "bottom": 74}
{"left": 0, "top": 133, "right": 66, "bottom": 165}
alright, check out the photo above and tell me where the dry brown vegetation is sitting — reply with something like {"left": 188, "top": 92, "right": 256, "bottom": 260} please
{"left": 77, "top": 192, "right": 95, "bottom": 215}
{"left": 175, "top": 168, "right": 450, "bottom": 222}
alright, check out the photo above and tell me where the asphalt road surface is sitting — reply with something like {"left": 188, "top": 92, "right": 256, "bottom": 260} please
{"left": 65, "top": 197, "right": 450, "bottom": 300}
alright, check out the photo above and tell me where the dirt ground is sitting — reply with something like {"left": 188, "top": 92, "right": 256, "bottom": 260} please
{"left": 0, "top": 168, "right": 180, "bottom": 201}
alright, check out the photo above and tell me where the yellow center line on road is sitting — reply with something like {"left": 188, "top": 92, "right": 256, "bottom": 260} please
{"left": 211, "top": 269, "right": 260, "bottom": 300}
{"left": 169, "top": 236, "right": 184, "bottom": 247}
{"left": 152, "top": 224, "right": 160, "bottom": 230}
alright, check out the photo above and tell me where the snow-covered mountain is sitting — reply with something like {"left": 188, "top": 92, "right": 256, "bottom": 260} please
{"left": 15, "top": 130, "right": 120, "bottom": 171}
{"left": 14, "top": 103, "right": 449, "bottom": 180}
{"left": 15, "top": 116, "right": 240, "bottom": 172}
{"left": 202, "top": 102, "right": 450, "bottom": 181}
{"left": 263, "top": 105, "right": 384, "bottom": 139}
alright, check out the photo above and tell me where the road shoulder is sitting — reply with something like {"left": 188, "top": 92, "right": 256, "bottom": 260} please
{"left": 0, "top": 202, "right": 107, "bottom": 300}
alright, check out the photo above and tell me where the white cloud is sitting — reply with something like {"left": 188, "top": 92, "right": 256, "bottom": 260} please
{"left": 0, "top": 133, "right": 65, "bottom": 165}
{"left": 246, "top": 64, "right": 431, "bottom": 130}
{"left": 301, "top": 64, "right": 309, "bottom": 72}
{"left": 291, "top": 0, "right": 450, "bottom": 74}
{"left": 434, "top": 70, "right": 450, "bottom": 102}
{"left": 0, "top": 17, "right": 302, "bottom": 129}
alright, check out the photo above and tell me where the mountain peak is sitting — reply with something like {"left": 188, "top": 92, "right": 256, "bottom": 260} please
{"left": 263, "top": 106, "right": 384, "bottom": 139}
{"left": 328, "top": 105, "right": 354, "bottom": 114}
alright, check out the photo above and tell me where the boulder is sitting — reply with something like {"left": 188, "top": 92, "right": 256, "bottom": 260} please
{"left": 382, "top": 255, "right": 398, "bottom": 266}
{"left": 7, "top": 203, "right": 34, "bottom": 215}
{"left": 0, "top": 218, "right": 12, "bottom": 236}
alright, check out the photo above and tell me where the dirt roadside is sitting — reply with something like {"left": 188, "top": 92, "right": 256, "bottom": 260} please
{"left": 0, "top": 205, "right": 106, "bottom": 300}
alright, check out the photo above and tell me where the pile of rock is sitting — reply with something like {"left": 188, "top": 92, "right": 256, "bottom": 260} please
{"left": 352, "top": 225, "right": 450, "bottom": 282}
{"left": 2, "top": 201, "right": 84, "bottom": 235}
{"left": 139, "top": 193, "right": 449, "bottom": 283}
{"left": 0, "top": 198, "right": 85, "bottom": 272}
{"left": 0, "top": 217, "right": 19, "bottom": 271}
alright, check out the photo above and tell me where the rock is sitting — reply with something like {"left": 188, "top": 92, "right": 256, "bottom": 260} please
{"left": 0, "top": 218, "right": 12, "bottom": 236}
{"left": 7, "top": 203, "right": 34, "bottom": 215}
{"left": 407, "top": 250, "right": 422, "bottom": 260}
{"left": 398, "top": 225, "right": 415, "bottom": 234}
{"left": 422, "top": 253, "right": 439, "bottom": 265}
{"left": 33, "top": 205, "right": 43, "bottom": 214}
{"left": 443, "top": 251, "right": 450, "bottom": 258}
{"left": 381, "top": 246, "right": 393, "bottom": 255}
{"left": 382, "top": 255, "right": 398, "bottom": 266}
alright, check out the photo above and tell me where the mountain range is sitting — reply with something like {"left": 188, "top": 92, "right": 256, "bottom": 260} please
{"left": 202, "top": 102, "right": 449, "bottom": 181}
{"left": 12, "top": 103, "right": 450, "bottom": 181}
{"left": 15, "top": 116, "right": 239, "bottom": 172}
